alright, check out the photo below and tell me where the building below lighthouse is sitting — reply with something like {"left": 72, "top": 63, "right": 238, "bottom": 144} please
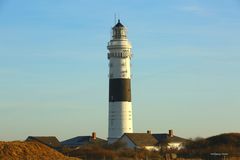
{"left": 107, "top": 20, "right": 133, "bottom": 144}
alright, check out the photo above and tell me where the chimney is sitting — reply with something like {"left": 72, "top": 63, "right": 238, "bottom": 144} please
{"left": 92, "top": 132, "right": 96, "bottom": 140}
{"left": 147, "top": 130, "right": 151, "bottom": 134}
{"left": 169, "top": 129, "right": 173, "bottom": 137}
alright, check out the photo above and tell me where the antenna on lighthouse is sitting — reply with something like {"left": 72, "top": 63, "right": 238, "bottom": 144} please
{"left": 114, "top": 13, "right": 117, "bottom": 24}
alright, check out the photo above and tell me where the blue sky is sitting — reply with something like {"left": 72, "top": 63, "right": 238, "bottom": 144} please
{"left": 0, "top": 0, "right": 240, "bottom": 141}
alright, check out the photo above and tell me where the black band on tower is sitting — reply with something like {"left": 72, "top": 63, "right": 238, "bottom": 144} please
{"left": 109, "top": 79, "right": 131, "bottom": 102}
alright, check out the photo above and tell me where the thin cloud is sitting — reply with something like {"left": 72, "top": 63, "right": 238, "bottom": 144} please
{"left": 177, "top": 5, "right": 210, "bottom": 16}
{"left": 0, "top": 68, "right": 17, "bottom": 76}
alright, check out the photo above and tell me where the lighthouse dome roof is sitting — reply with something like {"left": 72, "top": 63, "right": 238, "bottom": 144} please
{"left": 114, "top": 19, "right": 124, "bottom": 28}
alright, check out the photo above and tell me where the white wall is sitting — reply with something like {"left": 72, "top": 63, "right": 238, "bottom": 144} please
{"left": 168, "top": 142, "right": 183, "bottom": 150}
{"left": 108, "top": 102, "right": 133, "bottom": 140}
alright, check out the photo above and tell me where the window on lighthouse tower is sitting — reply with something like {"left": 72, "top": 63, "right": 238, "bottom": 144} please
{"left": 113, "top": 28, "right": 126, "bottom": 39}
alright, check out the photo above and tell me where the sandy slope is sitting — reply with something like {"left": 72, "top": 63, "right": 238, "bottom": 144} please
{"left": 0, "top": 141, "right": 80, "bottom": 160}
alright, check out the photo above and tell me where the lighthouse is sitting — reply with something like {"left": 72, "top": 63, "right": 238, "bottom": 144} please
{"left": 107, "top": 20, "right": 133, "bottom": 143}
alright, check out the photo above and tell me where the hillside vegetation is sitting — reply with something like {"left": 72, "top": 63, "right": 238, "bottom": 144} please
{"left": 0, "top": 141, "right": 80, "bottom": 160}
{"left": 60, "top": 142, "right": 161, "bottom": 160}
{"left": 179, "top": 133, "right": 240, "bottom": 158}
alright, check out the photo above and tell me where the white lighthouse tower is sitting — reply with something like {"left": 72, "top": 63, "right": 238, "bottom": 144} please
{"left": 107, "top": 19, "right": 133, "bottom": 143}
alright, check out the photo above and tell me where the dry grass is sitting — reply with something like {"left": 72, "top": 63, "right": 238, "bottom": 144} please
{"left": 0, "top": 141, "right": 80, "bottom": 160}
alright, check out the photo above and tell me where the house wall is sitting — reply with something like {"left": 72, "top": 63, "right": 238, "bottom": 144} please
{"left": 144, "top": 146, "right": 160, "bottom": 151}
{"left": 168, "top": 142, "right": 182, "bottom": 150}
{"left": 120, "top": 135, "right": 160, "bottom": 151}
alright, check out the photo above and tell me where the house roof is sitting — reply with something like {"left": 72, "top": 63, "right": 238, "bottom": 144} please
{"left": 61, "top": 136, "right": 107, "bottom": 147}
{"left": 152, "top": 134, "right": 187, "bottom": 144}
{"left": 26, "top": 136, "right": 61, "bottom": 148}
{"left": 123, "top": 133, "right": 158, "bottom": 147}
